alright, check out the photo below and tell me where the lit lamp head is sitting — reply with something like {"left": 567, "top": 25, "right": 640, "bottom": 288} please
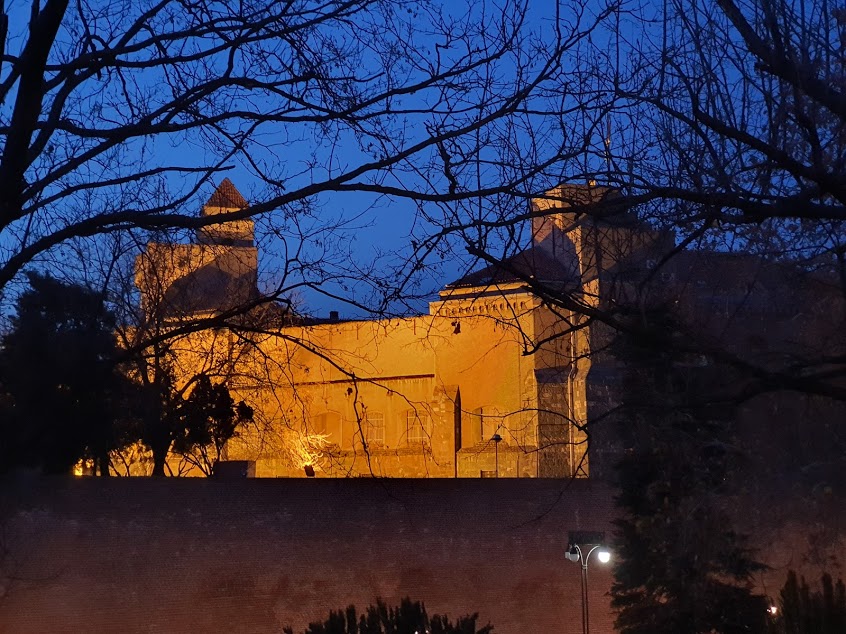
{"left": 567, "top": 531, "right": 609, "bottom": 564}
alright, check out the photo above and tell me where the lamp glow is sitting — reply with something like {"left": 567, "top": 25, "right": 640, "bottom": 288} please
{"left": 566, "top": 532, "right": 611, "bottom": 634}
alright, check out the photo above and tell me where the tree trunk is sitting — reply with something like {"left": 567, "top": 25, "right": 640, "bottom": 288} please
{"left": 151, "top": 448, "right": 167, "bottom": 476}
{"left": 97, "top": 451, "right": 111, "bottom": 477}
{"left": 149, "top": 435, "right": 171, "bottom": 476}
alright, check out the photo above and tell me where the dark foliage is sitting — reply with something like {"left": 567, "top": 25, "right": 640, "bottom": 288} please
{"left": 770, "top": 571, "right": 846, "bottom": 634}
{"left": 172, "top": 374, "right": 254, "bottom": 475}
{"left": 609, "top": 309, "right": 768, "bottom": 633}
{"left": 0, "top": 273, "right": 129, "bottom": 474}
{"left": 284, "top": 597, "right": 493, "bottom": 634}
{"left": 134, "top": 358, "right": 253, "bottom": 476}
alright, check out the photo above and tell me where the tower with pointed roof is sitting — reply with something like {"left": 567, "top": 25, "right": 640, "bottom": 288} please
{"left": 135, "top": 179, "right": 258, "bottom": 320}
{"left": 197, "top": 177, "right": 255, "bottom": 247}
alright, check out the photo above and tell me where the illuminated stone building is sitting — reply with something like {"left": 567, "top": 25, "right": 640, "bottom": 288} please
{"left": 134, "top": 180, "right": 612, "bottom": 478}
{"left": 135, "top": 180, "right": 844, "bottom": 479}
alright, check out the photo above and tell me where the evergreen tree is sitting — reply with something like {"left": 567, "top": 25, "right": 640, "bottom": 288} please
{"left": 130, "top": 350, "right": 254, "bottom": 477}
{"left": 284, "top": 597, "right": 493, "bottom": 634}
{"left": 609, "top": 309, "right": 768, "bottom": 633}
{"left": 172, "top": 374, "right": 254, "bottom": 475}
{"left": 0, "top": 273, "right": 130, "bottom": 474}
{"left": 773, "top": 571, "right": 846, "bottom": 634}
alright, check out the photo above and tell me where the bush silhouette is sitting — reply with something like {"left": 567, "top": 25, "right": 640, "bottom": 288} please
{"left": 284, "top": 597, "right": 493, "bottom": 634}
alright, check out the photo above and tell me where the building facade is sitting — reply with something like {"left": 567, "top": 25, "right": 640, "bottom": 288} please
{"left": 134, "top": 180, "right": 845, "bottom": 479}
{"left": 134, "top": 180, "right": 612, "bottom": 478}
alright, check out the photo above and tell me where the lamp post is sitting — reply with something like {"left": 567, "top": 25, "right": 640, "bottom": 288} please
{"left": 566, "top": 531, "right": 611, "bottom": 634}
{"left": 492, "top": 433, "right": 502, "bottom": 477}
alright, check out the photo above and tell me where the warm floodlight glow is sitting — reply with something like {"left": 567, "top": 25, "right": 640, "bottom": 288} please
{"left": 597, "top": 549, "right": 611, "bottom": 564}
{"left": 768, "top": 606, "right": 778, "bottom": 616}
{"left": 286, "top": 431, "right": 329, "bottom": 471}
{"left": 72, "top": 458, "right": 95, "bottom": 476}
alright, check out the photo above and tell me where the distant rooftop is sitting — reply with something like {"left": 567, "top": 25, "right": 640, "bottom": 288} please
{"left": 447, "top": 246, "right": 578, "bottom": 289}
{"left": 205, "top": 178, "right": 248, "bottom": 210}
{"left": 532, "top": 183, "right": 637, "bottom": 227}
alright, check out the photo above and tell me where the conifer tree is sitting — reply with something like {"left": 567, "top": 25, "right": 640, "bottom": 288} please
{"left": 171, "top": 374, "right": 254, "bottom": 476}
{"left": 0, "top": 273, "right": 130, "bottom": 474}
{"left": 284, "top": 597, "right": 493, "bottom": 634}
{"left": 609, "top": 309, "right": 768, "bottom": 633}
{"left": 131, "top": 359, "right": 254, "bottom": 477}
{"left": 773, "top": 571, "right": 846, "bottom": 634}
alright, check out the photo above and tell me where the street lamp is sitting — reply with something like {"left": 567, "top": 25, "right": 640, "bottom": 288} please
{"left": 492, "top": 433, "right": 502, "bottom": 477}
{"left": 566, "top": 531, "right": 611, "bottom": 634}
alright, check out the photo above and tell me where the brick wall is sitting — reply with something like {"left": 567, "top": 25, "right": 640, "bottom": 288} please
{"left": 1, "top": 477, "right": 842, "bottom": 633}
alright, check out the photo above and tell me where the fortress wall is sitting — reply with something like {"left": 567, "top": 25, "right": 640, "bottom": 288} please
{"left": 1, "top": 478, "right": 616, "bottom": 634}
{"left": 1, "top": 477, "right": 843, "bottom": 634}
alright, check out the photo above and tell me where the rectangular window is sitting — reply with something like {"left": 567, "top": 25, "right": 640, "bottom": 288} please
{"left": 365, "top": 412, "right": 385, "bottom": 446}
{"left": 406, "top": 410, "right": 431, "bottom": 447}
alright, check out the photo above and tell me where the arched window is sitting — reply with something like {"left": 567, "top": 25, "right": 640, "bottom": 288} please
{"left": 364, "top": 411, "right": 385, "bottom": 446}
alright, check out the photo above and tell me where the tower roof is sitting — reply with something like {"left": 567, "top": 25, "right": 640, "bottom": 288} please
{"left": 446, "top": 246, "right": 578, "bottom": 289}
{"left": 205, "top": 178, "right": 248, "bottom": 210}
{"left": 533, "top": 183, "right": 636, "bottom": 228}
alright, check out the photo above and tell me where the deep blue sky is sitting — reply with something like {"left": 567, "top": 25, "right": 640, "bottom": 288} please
{"left": 2, "top": 0, "right": 628, "bottom": 320}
